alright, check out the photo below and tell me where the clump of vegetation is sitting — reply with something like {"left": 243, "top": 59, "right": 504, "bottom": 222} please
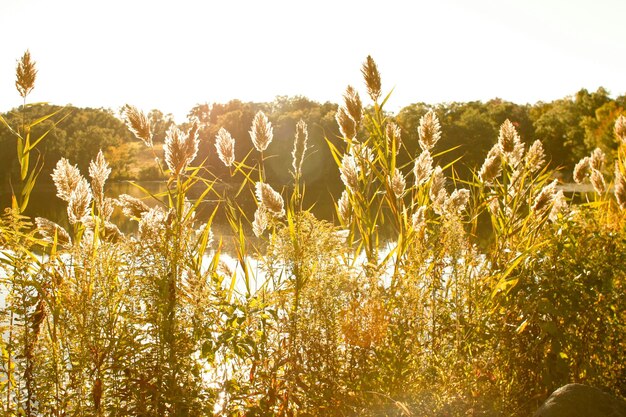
{"left": 0, "top": 51, "right": 624, "bottom": 417}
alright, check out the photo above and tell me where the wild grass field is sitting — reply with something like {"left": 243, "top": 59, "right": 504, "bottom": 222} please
{"left": 0, "top": 51, "right": 625, "bottom": 416}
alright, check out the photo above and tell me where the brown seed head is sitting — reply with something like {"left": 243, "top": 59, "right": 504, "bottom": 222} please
{"left": 498, "top": 120, "right": 521, "bottom": 154}
{"left": 123, "top": 105, "right": 153, "bottom": 147}
{"left": 164, "top": 121, "right": 199, "bottom": 176}
{"left": 336, "top": 106, "right": 356, "bottom": 140}
{"left": 532, "top": 180, "right": 557, "bottom": 214}
{"left": 614, "top": 163, "right": 626, "bottom": 209}
{"left": 338, "top": 190, "right": 351, "bottom": 223}
{"left": 389, "top": 168, "right": 406, "bottom": 199}
{"left": 215, "top": 127, "right": 235, "bottom": 167}
{"left": 16, "top": 50, "right": 37, "bottom": 98}
{"left": 590, "top": 148, "right": 605, "bottom": 171}
{"left": 67, "top": 178, "right": 93, "bottom": 225}
{"left": 386, "top": 122, "right": 402, "bottom": 153}
{"left": 340, "top": 153, "right": 360, "bottom": 191}
{"left": 252, "top": 206, "right": 269, "bottom": 237}
{"left": 361, "top": 55, "right": 382, "bottom": 102}
{"left": 411, "top": 206, "right": 427, "bottom": 233}
{"left": 525, "top": 140, "right": 545, "bottom": 172}
{"left": 549, "top": 190, "right": 568, "bottom": 222}
{"left": 89, "top": 150, "right": 111, "bottom": 205}
{"left": 250, "top": 111, "right": 273, "bottom": 152}
{"left": 343, "top": 85, "right": 363, "bottom": 129}
{"left": 479, "top": 145, "right": 502, "bottom": 184}
{"left": 444, "top": 189, "right": 470, "bottom": 215}
{"left": 590, "top": 169, "right": 606, "bottom": 194}
{"left": 418, "top": 110, "right": 442, "bottom": 151}
{"left": 429, "top": 166, "right": 446, "bottom": 202}
{"left": 117, "top": 194, "right": 150, "bottom": 219}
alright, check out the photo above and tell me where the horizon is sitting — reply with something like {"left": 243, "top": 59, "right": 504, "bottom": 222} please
{"left": 1, "top": 0, "right": 626, "bottom": 122}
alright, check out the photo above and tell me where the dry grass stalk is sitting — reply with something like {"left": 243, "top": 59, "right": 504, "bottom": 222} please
{"left": 52, "top": 158, "right": 84, "bottom": 202}
{"left": 418, "top": 110, "right": 442, "bottom": 151}
{"left": 123, "top": 105, "right": 153, "bottom": 147}
{"left": 255, "top": 182, "right": 285, "bottom": 218}
{"left": 215, "top": 127, "right": 235, "bottom": 167}
{"left": 292, "top": 119, "right": 308, "bottom": 176}
{"left": 386, "top": 122, "right": 402, "bottom": 153}
{"left": 250, "top": 111, "right": 273, "bottom": 152}
{"left": 16, "top": 50, "right": 37, "bottom": 98}
{"left": 35, "top": 217, "right": 72, "bottom": 248}
{"left": 361, "top": 55, "right": 381, "bottom": 102}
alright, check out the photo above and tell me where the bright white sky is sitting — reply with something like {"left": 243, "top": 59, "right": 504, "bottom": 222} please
{"left": 1, "top": 0, "right": 625, "bottom": 122}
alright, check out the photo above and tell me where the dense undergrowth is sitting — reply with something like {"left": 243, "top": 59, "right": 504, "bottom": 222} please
{"left": 1, "top": 52, "right": 625, "bottom": 416}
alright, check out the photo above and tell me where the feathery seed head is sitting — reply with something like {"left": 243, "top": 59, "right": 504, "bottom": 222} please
{"left": 615, "top": 115, "right": 626, "bottom": 144}
{"left": 215, "top": 127, "right": 235, "bottom": 167}
{"left": 336, "top": 106, "right": 356, "bottom": 140}
{"left": 418, "top": 110, "right": 442, "bottom": 151}
{"left": 252, "top": 206, "right": 269, "bottom": 237}
{"left": 67, "top": 178, "right": 92, "bottom": 225}
{"left": 338, "top": 189, "right": 351, "bottom": 223}
{"left": 123, "top": 105, "right": 153, "bottom": 147}
{"left": 250, "top": 111, "right": 273, "bottom": 152}
{"left": 361, "top": 55, "right": 382, "bottom": 102}
{"left": 292, "top": 119, "right": 308, "bottom": 176}
{"left": 508, "top": 141, "right": 525, "bottom": 167}
{"left": 590, "top": 148, "right": 606, "bottom": 171}
{"left": 16, "top": 50, "right": 37, "bottom": 98}
{"left": 117, "top": 194, "right": 150, "bottom": 219}
{"left": 614, "top": 162, "right": 626, "bottom": 209}
{"left": 549, "top": 190, "right": 568, "bottom": 222}
{"left": 429, "top": 166, "right": 446, "bottom": 202}
{"left": 573, "top": 157, "right": 590, "bottom": 184}
{"left": 138, "top": 207, "right": 167, "bottom": 239}
{"left": 164, "top": 121, "right": 199, "bottom": 176}
{"left": 532, "top": 180, "right": 557, "bottom": 214}
{"left": 255, "top": 182, "right": 285, "bottom": 218}
{"left": 389, "top": 168, "right": 406, "bottom": 199}
{"left": 525, "top": 140, "right": 545, "bottom": 172}
{"left": 89, "top": 150, "right": 111, "bottom": 204}
{"left": 35, "top": 217, "right": 72, "bottom": 249}
{"left": 52, "top": 158, "right": 84, "bottom": 202}
{"left": 498, "top": 119, "right": 521, "bottom": 154}
{"left": 411, "top": 206, "right": 427, "bottom": 233}
{"left": 479, "top": 145, "right": 502, "bottom": 184}
{"left": 340, "top": 153, "right": 360, "bottom": 191}
{"left": 386, "top": 122, "right": 402, "bottom": 153}
{"left": 590, "top": 169, "right": 606, "bottom": 194}
{"left": 343, "top": 85, "right": 363, "bottom": 129}
{"left": 413, "top": 150, "right": 433, "bottom": 186}
{"left": 445, "top": 189, "right": 470, "bottom": 215}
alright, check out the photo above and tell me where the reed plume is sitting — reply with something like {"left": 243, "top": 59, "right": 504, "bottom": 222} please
{"left": 336, "top": 106, "right": 356, "bottom": 140}
{"left": 573, "top": 157, "right": 590, "bottom": 184}
{"left": 164, "top": 119, "right": 199, "bottom": 176}
{"left": 343, "top": 85, "right": 363, "bottom": 129}
{"left": 250, "top": 111, "right": 273, "bottom": 152}
{"left": 252, "top": 206, "right": 269, "bottom": 237}
{"left": 418, "top": 110, "right": 441, "bottom": 151}
{"left": 615, "top": 115, "right": 626, "bottom": 144}
{"left": 614, "top": 162, "right": 626, "bottom": 209}
{"left": 525, "top": 140, "right": 545, "bottom": 172}
{"left": 89, "top": 150, "right": 111, "bottom": 210}
{"left": 479, "top": 145, "right": 502, "bottom": 184}
{"left": 549, "top": 190, "right": 567, "bottom": 222}
{"left": 590, "top": 169, "right": 606, "bottom": 194}
{"left": 255, "top": 182, "right": 285, "bottom": 218}
{"left": 444, "top": 189, "right": 470, "bottom": 215}
{"left": 361, "top": 55, "right": 382, "bottom": 102}
{"left": 67, "top": 178, "right": 93, "bottom": 225}
{"left": 413, "top": 150, "right": 433, "bottom": 186}
{"left": 123, "top": 105, "right": 153, "bottom": 147}
{"left": 292, "top": 119, "right": 308, "bottom": 176}
{"left": 52, "top": 158, "right": 84, "bottom": 202}
{"left": 35, "top": 217, "right": 72, "bottom": 248}
{"left": 386, "top": 122, "right": 402, "bottom": 153}
{"left": 532, "top": 180, "right": 557, "bottom": 214}
{"left": 338, "top": 190, "right": 351, "bottom": 223}
{"left": 590, "top": 147, "right": 605, "bottom": 171}
{"left": 118, "top": 194, "right": 150, "bottom": 219}
{"left": 16, "top": 50, "right": 37, "bottom": 98}
{"left": 389, "top": 168, "right": 406, "bottom": 199}
{"left": 411, "top": 206, "right": 427, "bottom": 233}
{"left": 215, "top": 127, "right": 235, "bottom": 167}
{"left": 340, "top": 153, "right": 360, "bottom": 191}
{"left": 498, "top": 119, "right": 520, "bottom": 154}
